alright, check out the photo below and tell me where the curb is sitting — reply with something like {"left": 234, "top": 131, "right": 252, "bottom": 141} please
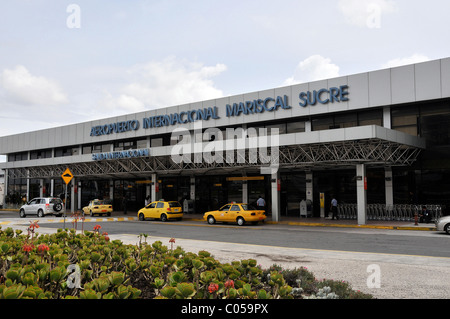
{"left": 264, "top": 220, "right": 436, "bottom": 231}
{"left": 0, "top": 216, "right": 139, "bottom": 226}
{"left": 47, "top": 216, "right": 139, "bottom": 223}
{"left": 184, "top": 217, "right": 437, "bottom": 231}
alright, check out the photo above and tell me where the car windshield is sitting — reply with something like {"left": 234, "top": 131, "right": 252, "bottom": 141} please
{"left": 93, "top": 200, "right": 102, "bottom": 205}
{"left": 49, "top": 198, "right": 62, "bottom": 204}
{"left": 241, "top": 204, "right": 257, "bottom": 211}
{"left": 169, "top": 202, "right": 181, "bottom": 207}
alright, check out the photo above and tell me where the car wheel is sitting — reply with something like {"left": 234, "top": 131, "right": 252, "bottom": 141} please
{"left": 207, "top": 215, "right": 216, "bottom": 225}
{"left": 19, "top": 209, "right": 26, "bottom": 218}
{"left": 37, "top": 209, "right": 44, "bottom": 218}
{"left": 445, "top": 224, "right": 450, "bottom": 235}
{"left": 53, "top": 203, "right": 62, "bottom": 212}
{"left": 139, "top": 213, "right": 145, "bottom": 221}
{"left": 237, "top": 217, "right": 245, "bottom": 226}
{"left": 160, "top": 214, "right": 168, "bottom": 222}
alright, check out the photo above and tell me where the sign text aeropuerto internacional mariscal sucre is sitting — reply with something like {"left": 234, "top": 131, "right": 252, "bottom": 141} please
{"left": 89, "top": 85, "right": 349, "bottom": 137}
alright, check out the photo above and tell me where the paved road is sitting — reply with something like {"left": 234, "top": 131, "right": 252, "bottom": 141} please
{"left": 34, "top": 218, "right": 450, "bottom": 258}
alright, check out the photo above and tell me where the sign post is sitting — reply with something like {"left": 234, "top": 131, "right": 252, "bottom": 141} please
{"left": 61, "top": 168, "right": 74, "bottom": 228}
{"left": 320, "top": 192, "right": 325, "bottom": 218}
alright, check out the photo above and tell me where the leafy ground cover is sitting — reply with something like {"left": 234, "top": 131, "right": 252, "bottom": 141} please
{"left": 0, "top": 222, "right": 372, "bottom": 299}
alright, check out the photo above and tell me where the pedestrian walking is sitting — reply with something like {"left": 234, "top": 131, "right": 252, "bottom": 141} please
{"left": 256, "top": 195, "right": 265, "bottom": 210}
{"left": 330, "top": 197, "right": 338, "bottom": 220}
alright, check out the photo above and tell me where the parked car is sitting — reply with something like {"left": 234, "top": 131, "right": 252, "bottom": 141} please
{"left": 138, "top": 200, "right": 183, "bottom": 221}
{"left": 82, "top": 199, "right": 113, "bottom": 216}
{"left": 203, "top": 203, "right": 266, "bottom": 226}
{"left": 19, "top": 197, "right": 64, "bottom": 218}
{"left": 435, "top": 215, "right": 450, "bottom": 234}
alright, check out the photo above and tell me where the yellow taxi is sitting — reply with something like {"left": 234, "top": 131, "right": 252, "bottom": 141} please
{"left": 203, "top": 203, "right": 266, "bottom": 226}
{"left": 82, "top": 199, "right": 113, "bottom": 216}
{"left": 138, "top": 200, "right": 183, "bottom": 222}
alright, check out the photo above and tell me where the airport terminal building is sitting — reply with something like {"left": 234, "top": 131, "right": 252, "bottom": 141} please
{"left": 1, "top": 58, "right": 449, "bottom": 224}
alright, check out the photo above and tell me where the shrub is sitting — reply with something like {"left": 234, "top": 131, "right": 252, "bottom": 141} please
{"left": 0, "top": 225, "right": 372, "bottom": 299}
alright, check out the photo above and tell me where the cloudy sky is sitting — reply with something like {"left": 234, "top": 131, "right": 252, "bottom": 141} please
{"left": 0, "top": 0, "right": 449, "bottom": 139}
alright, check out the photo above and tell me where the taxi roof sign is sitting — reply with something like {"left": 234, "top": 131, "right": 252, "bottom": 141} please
{"left": 61, "top": 168, "right": 73, "bottom": 185}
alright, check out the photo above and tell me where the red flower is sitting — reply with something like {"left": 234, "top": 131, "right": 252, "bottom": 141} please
{"left": 37, "top": 244, "right": 49, "bottom": 252}
{"left": 29, "top": 220, "right": 39, "bottom": 230}
{"left": 22, "top": 243, "right": 34, "bottom": 253}
{"left": 102, "top": 232, "right": 110, "bottom": 241}
{"left": 169, "top": 238, "right": 176, "bottom": 243}
{"left": 225, "top": 279, "right": 234, "bottom": 289}
{"left": 208, "top": 283, "right": 219, "bottom": 293}
{"left": 93, "top": 225, "right": 102, "bottom": 232}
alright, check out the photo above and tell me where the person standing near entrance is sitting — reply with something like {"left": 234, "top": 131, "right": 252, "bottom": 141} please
{"left": 256, "top": 195, "right": 265, "bottom": 210}
{"left": 330, "top": 196, "right": 338, "bottom": 220}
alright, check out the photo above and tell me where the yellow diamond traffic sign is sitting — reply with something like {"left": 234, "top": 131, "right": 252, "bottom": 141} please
{"left": 61, "top": 168, "right": 73, "bottom": 185}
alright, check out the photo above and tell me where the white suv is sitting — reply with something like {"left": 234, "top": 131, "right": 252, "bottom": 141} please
{"left": 19, "top": 197, "right": 65, "bottom": 218}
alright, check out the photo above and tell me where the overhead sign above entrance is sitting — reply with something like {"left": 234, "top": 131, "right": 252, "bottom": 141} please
{"left": 92, "top": 148, "right": 149, "bottom": 161}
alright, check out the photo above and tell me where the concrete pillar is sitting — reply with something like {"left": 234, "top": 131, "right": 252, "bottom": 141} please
{"left": 39, "top": 179, "right": 44, "bottom": 197}
{"left": 356, "top": 164, "right": 367, "bottom": 225}
{"left": 242, "top": 181, "right": 248, "bottom": 204}
{"left": 26, "top": 170, "right": 30, "bottom": 201}
{"left": 77, "top": 181, "right": 82, "bottom": 210}
{"left": 190, "top": 176, "right": 195, "bottom": 200}
{"left": 109, "top": 180, "right": 114, "bottom": 201}
{"left": 306, "top": 172, "right": 313, "bottom": 202}
{"left": 385, "top": 167, "right": 393, "bottom": 207}
{"left": 50, "top": 179, "right": 54, "bottom": 197}
{"left": 151, "top": 173, "right": 157, "bottom": 202}
{"left": 3, "top": 168, "right": 8, "bottom": 206}
{"left": 70, "top": 178, "right": 75, "bottom": 213}
{"left": 271, "top": 172, "right": 280, "bottom": 222}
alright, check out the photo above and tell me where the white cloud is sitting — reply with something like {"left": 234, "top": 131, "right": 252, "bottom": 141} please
{"left": 338, "top": 0, "right": 397, "bottom": 28}
{"left": 283, "top": 55, "right": 340, "bottom": 85}
{"left": 1, "top": 65, "right": 68, "bottom": 106}
{"left": 0, "top": 65, "right": 70, "bottom": 136}
{"left": 381, "top": 54, "right": 430, "bottom": 69}
{"left": 102, "top": 56, "right": 227, "bottom": 113}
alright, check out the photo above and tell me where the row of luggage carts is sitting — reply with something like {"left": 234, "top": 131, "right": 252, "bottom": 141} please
{"left": 337, "top": 203, "right": 443, "bottom": 222}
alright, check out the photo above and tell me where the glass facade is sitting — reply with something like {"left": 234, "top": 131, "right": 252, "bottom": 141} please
{"left": 311, "top": 108, "right": 383, "bottom": 131}
{"left": 390, "top": 99, "right": 450, "bottom": 208}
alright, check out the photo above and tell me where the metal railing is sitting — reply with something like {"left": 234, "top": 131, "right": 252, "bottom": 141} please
{"left": 337, "top": 203, "right": 443, "bottom": 222}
